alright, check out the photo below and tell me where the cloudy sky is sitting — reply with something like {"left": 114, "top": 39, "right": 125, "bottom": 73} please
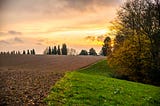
{"left": 0, "top": 0, "right": 122, "bottom": 54}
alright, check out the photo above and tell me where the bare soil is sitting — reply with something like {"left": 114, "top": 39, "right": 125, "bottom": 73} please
{"left": 0, "top": 55, "right": 104, "bottom": 106}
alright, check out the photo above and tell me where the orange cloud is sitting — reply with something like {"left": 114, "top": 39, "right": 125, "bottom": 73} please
{"left": 0, "top": 0, "right": 122, "bottom": 54}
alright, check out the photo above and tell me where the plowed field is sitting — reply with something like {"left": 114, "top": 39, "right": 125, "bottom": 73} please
{"left": 0, "top": 55, "right": 104, "bottom": 105}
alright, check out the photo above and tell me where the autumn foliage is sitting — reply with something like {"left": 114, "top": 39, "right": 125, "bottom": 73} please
{"left": 108, "top": 0, "right": 160, "bottom": 85}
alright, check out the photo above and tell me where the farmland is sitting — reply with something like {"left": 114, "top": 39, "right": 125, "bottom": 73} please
{"left": 0, "top": 55, "right": 104, "bottom": 105}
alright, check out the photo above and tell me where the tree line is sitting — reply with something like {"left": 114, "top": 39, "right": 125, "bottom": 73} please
{"left": 44, "top": 43, "right": 67, "bottom": 55}
{"left": 79, "top": 37, "right": 112, "bottom": 56}
{"left": 44, "top": 43, "right": 100, "bottom": 56}
{"left": 79, "top": 48, "right": 97, "bottom": 55}
{"left": 106, "top": 0, "right": 160, "bottom": 85}
{"left": 0, "top": 49, "right": 36, "bottom": 55}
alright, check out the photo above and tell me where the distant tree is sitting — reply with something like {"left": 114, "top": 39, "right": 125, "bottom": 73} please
{"left": 68, "top": 48, "right": 76, "bottom": 55}
{"left": 18, "top": 51, "right": 20, "bottom": 55}
{"left": 101, "top": 36, "right": 112, "bottom": 56}
{"left": 79, "top": 50, "right": 88, "bottom": 55}
{"left": 0, "top": 52, "right": 3, "bottom": 54}
{"left": 61, "top": 43, "right": 67, "bottom": 55}
{"left": 23, "top": 50, "right": 26, "bottom": 54}
{"left": 57, "top": 45, "right": 61, "bottom": 55}
{"left": 53, "top": 46, "right": 57, "bottom": 55}
{"left": 52, "top": 47, "right": 54, "bottom": 55}
{"left": 48, "top": 46, "right": 52, "bottom": 55}
{"left": 89, "top": 48, "right": 97, "bottom": 55}
{"left": 13, "top": 51, "right": 16, "bottom": 54}
{"left": 10, "top": 51, "right": 13, "bottom": 54}
{"left": 43, "top": 48, "right": 48, "bottom": 55}
{"left": 32, "top": 49, "right": 35, "bottom": 55}
{"left": 27, "top": 50, "right": 30, "bottom": 55}
{"left": 30, "top": 50, "right": 32, "bottom": 54}
{"left": 7, "top": 51, "right": 9, "bottom": 54}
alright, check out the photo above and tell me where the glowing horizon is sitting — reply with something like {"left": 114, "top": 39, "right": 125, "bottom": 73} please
{"left": 0, "top": 0, "right": 122, "bottom": 54}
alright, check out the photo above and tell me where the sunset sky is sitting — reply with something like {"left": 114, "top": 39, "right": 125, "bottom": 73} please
{"left": 0, "top": 0, "right": 122, "bottom": 54}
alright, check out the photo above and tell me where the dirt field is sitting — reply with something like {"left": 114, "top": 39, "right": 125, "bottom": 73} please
{"left": 0, "top": 55, "right": 104, "bottom": 106}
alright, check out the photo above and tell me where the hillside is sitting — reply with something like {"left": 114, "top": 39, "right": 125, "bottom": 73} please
{"left": 45, "top": 60, "right": 160, "bottom": 105}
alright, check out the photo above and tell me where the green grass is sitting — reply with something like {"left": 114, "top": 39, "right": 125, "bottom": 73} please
{"left": 78, "top": 60, "right": 114, "bottom": 77}
{"left": 44, "top": 60, "right": 160, "bottom": 106}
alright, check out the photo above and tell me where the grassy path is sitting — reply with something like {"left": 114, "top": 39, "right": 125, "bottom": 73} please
{"left": 44, "top": 60, "right": 160, "bottom": 105}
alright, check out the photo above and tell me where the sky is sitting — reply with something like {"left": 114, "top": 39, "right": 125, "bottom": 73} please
{"left": 0, "top": 0, "right": 122, "bottom": 54}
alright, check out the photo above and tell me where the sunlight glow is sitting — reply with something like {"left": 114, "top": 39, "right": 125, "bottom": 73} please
{"left": 0, "top": 0, "right": 121, "bottom": 54}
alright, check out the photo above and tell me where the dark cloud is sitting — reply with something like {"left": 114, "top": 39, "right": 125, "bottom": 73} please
{"left": 8, "top": 30, "right": 22, "bottom": 35}
{"left": 97, "top": 35, "right": 106, "bottom": 42}
{"left": 85, "top": 36, "right": 96, "bottom": 41}
{"left": 0, "top": 37, "right": 23, "bottom": 45}
{"left": 37, "top": 38, "right": 58, "bottom": 45}
{"left": 14, "top": 37, "right": 23, "bottom": 43}
{"left": 85, "top": 35, "right": 107, "bottom": 42}
{"left": 36, "top": 42, "right": 43, "bottom": 45}
{"left": 0, "top": 40, "right": 9, "bottom": 44}
{"left": 63, "top": 0, "right": 94, "bottom": 11}
{"left": 0, "top": 30, "right": 22, "bottom": 36}
{"left": 0, "top": 0, "right": 121, "bottom": 15}
{"left": 64, "top": 0, "right": 120, "bottom": 11}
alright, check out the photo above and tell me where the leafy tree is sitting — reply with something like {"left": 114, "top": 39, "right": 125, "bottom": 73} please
{"left": 109, "top": 35, "right": 151, "bottom": 82}
{"left": 89, "top": 48, "right": 97, "bottom": 55}
{"left": 61, "top": 43, "right": 67, "bottom": 55}
{"left": 57, "top": 45, "right": 61, "bottom": 55}
{"left": 118, "top": 0, "right": 160, "bottom": 71}
{"left": 114, "top": 34, "right": 125, "bottom": 49}
{"left": 101, "top": 36, "right": 112, "bottom": 56}
{"left": 79, "top": 50, "right": 88, "bottom": 55}
{"left": 108, "top": 0, "right": 160, "bottom": 85}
